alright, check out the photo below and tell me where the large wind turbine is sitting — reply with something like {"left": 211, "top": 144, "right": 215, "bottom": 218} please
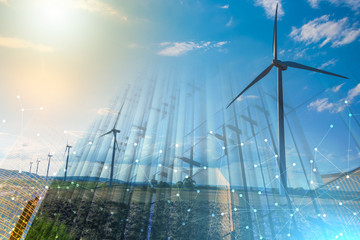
{"left": 100, "top": 101, "right": 125, "bottom": 187}
{"left": 227, "top": 4, "right": 348, "bottom": 193}
{"left": 63, "top": 142, "right": 72, "bottom": 182}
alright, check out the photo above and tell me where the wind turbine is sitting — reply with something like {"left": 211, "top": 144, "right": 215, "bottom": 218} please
{"left": 99, "top": 101, "right": 126, "bottom": 187}
{"left": 36, "top": 159, "right": 40, "bottom": 175}
{"left": 226, "top": 4, "right": 348, "bottom": 194}
{"left": 29, "top": 161, "right": 33, "bottom": 174}
{"left": 63, "top": 142, "right": 72, "bottom": 182}
{"left": 45, "top": 153, "right": 53, "bottom": 180}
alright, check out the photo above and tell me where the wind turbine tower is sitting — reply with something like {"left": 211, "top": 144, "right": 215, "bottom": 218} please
{"left": 35, "top": 159, "right": 40, "bottom": 175}
{"left": 29, "top": 161, "right": 33, "bottom": 174}
{"left": 64, "top": 143, "right": 72, "bottom": 182}
{"left": 46, "top": 153, "right": 53, "bottom": 180}
{"left": 227, "top": 4, "right": 347, "bottom": 194}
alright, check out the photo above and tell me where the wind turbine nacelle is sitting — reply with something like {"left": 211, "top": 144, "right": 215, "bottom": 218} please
{"left": 273, "top": 60, "right": 288, "bottom": 71}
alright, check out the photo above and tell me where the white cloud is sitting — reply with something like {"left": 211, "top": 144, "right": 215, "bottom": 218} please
{"left": 75, "top": 0, "right": 127, "bottom": 20}
{"left": 308, "top": 83, "right": 360, "bottom": 113}
{"left": 220, "top": 4, "right": 229, "bottom": 9}
{"left": 254, "top": 0, "right": 284, "bottom": 18}
{"left": 331, "top": 83, "right": 345, "bottom": 93}
{"left": 308, "top": 98, "right": 337, "bottom": 112}
{"left": 308, "top": 0, "right": 360, "bottom": 11}
{"left": 157, "top": 41, "right": 229, "bottom": 57}
{"left": 290, "top": 15, "right": 360, "bottom": 48}
{"left": 0, "top": 36, "right": 53, "bottom": 52}
{"left": 347, "top": 83, "right": 360, "bottom": 102}
{"left": 237, "top": 95, "right": 259, "bottom": 102}
{"left": 226, "top": 17, "right": 233, "bottom": 27}
{"left": 319, "top": 58, "right": 337, "bottom": 69}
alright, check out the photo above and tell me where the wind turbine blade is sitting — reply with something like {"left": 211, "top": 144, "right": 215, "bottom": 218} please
{"left": 113, "top": 101, "right": 126, "bottom": 129}
{"left": 273, "top": 3, "right": 278, "bottom": 60}
{"left": 282, "top": 61, "right": 348, "bottom": 79}
{"left": 226, "top": 64, "right": 274, "bottom": 109}
{"left": 99, "top": 130, "right": 113, "bottom": 138}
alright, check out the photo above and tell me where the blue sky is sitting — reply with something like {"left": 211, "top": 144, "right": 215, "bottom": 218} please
{"left": 0, "top": 0, "right": 359, "bottom": 175}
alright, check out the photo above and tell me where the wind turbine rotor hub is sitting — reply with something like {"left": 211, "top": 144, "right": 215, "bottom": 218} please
{"left": 272, "top": 59, "right": 287, "bottom": 71}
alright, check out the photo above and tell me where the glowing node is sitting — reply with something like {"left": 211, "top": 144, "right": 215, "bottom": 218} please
{"left": 275, "top": 175, "right": 279, "bottom": 179}
{"left": 126, "top": 189, "right": 129, "bottom": 192}
{"left": 73, "top": 151, "right": 76, "bottom": 155}
{"left": 21, "top": 108, "right": 25, "bottom": 112}
{"left": 264, "top": 139, "right": 268, "bottom": 142}
{"left": 158, "top": 164, "right": 162, "bottom": 167}
{"left": 330, "top": 124, "right": 333, "bottom": 128}
{"left": 182, "top": 222, "right": 185, "bottom": 226}
{"left": 349, "top": 113, "right": 352, "bottom": 117}
{"left": 231, "top": 189, "right": 235, "bottom": 192}
{"left": 174, "top": 169, "right": 177, "bottom": 172}
{"left": 253, "top": 209, "right": 257, "bottom": 213}
{"left": 275, "top": 154, "right": 278, "bottom": 158}
{"left": 254, "top": 164, "right": 258, "bottom": 168}
{"left": 211, "top": 213, "right": 215, "bottom": 217}
{"left": 40, "top": 107, "right": 44, "bottom": 110}
{"left": 234, "top": 207, "right": 237, "bottom": 211}
{"left": 37, "top": 133, "right": 40, "bottom": 137}
{"left": 296, "top": 208, "right": 299, "bottom": 212}
{"left": 11, "top": 197, "right": 14, "bottom": 200}
{"left": 287, "top": 233, "right": 291, "bottom": 237}
{"left": 275, "top": 202, "right": 278, "bottom": 206}
{"left": 134, "top": 143, "right": 138, "bottom": 146}
{"left": 313, "top": 168, "right": 317, "bottom": 172}
{"left": 340, "top": 233, "right": 343, "bottom": 236}
{"left": 314, "top": 148, "right": 318, "bottom": 152}
{"left": 258, "top": 191, "right": 261, "bottom": 195}
{"left": 175, "top": 144, "right": 179, "bottom": 148}
{"left": 89, "top": 141, "right": 92, "bottom": 145}
{"left": 176, "top": 193, "right": 179, "bottom": 197}
{"left": 221, "top": 212, "right": 224, "bottom": 216}
{"left": 222, "top": 146, "right": 226, "bottom": 150}
{"left": 310, "top": 160, "right": 314, "bottom": 163}
{"left": 209, "top": 131, "right": 213, "bottom": 134}
{"left": 345, "top": 100, "right": 348, "bottom": 104}
{"left": 245, "top": 226, "right": 249, "bottom": 230}
{"left": 346, "top": 175, "right": 350, "bottom": 179}
{"left": 239, "top": 194, "right": 243, "bottom": 198}
{"left": 354, "top": 212, "right": 357, "bottom": 215}
{"left": 135, "top": 159, "right": 139, "bottom": 163}
{"left": 240, "top": 142, "right": 244, "bottom": 146}
{"left": 290, "top": 214, "right": 293, "bottom": 217}
{"left": 197, "top": 190, "right": 200, "bottom": 193}
{"left": 185, "top": 175, "right": 189, "bottom": 179}
{"left": 19, "top": 170, "right": 22, "bottom": 173}
{"left": 339, "top": 202, "right": 343, "bottom": 206}
{"left": 336, "top": 186, "right": 340, "bottom": 189}
{"left": 323, "top": 214, "right": 326, "bottom": 217}
{"left": 64, "top": 130, "right": 67, "bottom": 134}
{"left": 159, "top": 150, "right": 163, "bottom": 154}
{"left": 104, "top": 166, "right": 108, "bottom": 170}
{"left": 292, "top": 163, "right": 296, "bottom": 166}
{"left": 17, "top": 96, "right": 20, "bottom": 99}
{"left": 45, "top": 186, "right": 49, "bottom": 189}
{"left": 310, "top": 181, "right": 314, "bottom": 184}
{"left": 2, "top": 119, "right": 5, "bottom": 123}
{"left": 203, "top": 166, "right": 207, "bottom": 170}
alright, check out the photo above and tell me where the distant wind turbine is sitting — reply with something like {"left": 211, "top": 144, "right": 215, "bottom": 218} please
{"left": 46, "top": 153, "right": 53, "bottom": 180}
{"left": 226, "top": 4, "right": 348, "bottom": 193}
{"left": 99, "top": 101, "right": 126, "bottom": 187}
{"left": 29, "top": 161, "right": 33, "bottom": 174}
{"left": 63, "top": 142, "right": 72, "bottom": 182}
{"left": 36, "top": 159, "right": 40, "bottom": 175}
